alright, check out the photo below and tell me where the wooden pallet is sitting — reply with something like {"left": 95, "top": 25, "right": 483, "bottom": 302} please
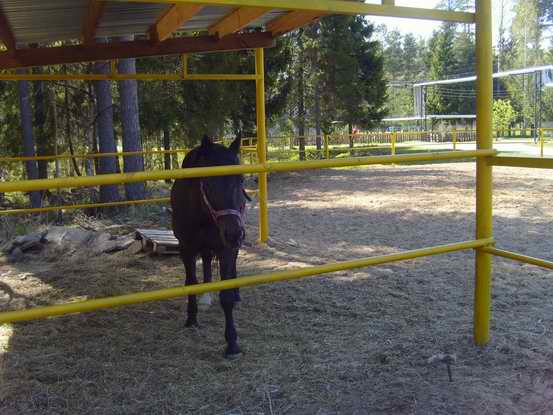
{"left": 135, "top": 228, "right": 180, "bottom": 255}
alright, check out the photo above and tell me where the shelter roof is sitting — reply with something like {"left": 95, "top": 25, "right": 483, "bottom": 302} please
{"left": 0, "top": 1, "right": 475, "bottom": 70}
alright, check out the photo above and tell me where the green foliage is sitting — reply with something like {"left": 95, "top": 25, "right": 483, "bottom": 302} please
{"left": 493, "top": 99, "right": 516, "bottom": 132}
{"left": 319, "top": 15, "right": 387, "bottom": 131}
{"left": 426, "top": 23, "right": 459, "bottom": 115}
{"left": 136, "top": 37, "right": 293, "bottom": 147}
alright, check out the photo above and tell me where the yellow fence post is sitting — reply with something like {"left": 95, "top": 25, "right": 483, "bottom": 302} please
{"left": 540, "top": 128, "right": 545, "bottom": 158}
{"left": 391, "top": 132, "right": 397, "bottom": 156}
{"left": 474, "top": 0, "right": 493, "bottom": 347}
{"left": 452, "top": 128, "right": 458, "bottom": 150}
{"left": 255, "top": 48, "right": 269, "bottom": 243}
{"left": 324, "top": 134, "right": 330, "bottom": 159}
{"left": 111, "top": 59, "right": 118, "bottom": 75}
{"left": 181, "top": 54, "right": 188, "bottom": 78}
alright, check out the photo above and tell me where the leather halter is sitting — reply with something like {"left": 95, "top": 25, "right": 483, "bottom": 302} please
{"left": 200, "top": 181, "right": 246, "bottom": 229}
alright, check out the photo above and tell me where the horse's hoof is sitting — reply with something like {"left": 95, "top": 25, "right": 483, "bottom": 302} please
{"left": 185, "top": 318, "right": 199, "bottom": 328}
{"left": 224, "top": 346, "right": 242, "bottom": 360}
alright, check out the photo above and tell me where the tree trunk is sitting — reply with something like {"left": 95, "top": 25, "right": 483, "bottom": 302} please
{"left": 93, "top": 50, "right": 120, "bottom": 205}
{"left": 64, "top": 82, "right": 81, "bottom": 176}
{"left": 348, "top": 123, "right": 354, "bottom": 148}
{"left": 297, "top": 30, "right": 306, "bottom": 161}
{"left": 32, "top": 73, "right": 49, "bottom": 181}
{"left": 17, "top": 70, "right": 42, "bottom": 208}
{"left": 117, "top": 35, "right": 146, "bottom": 201}
{"left": 315, "top": 84, "right": 322, "bottom": 151}
{"left": 163, "top": 125, "right": 172, "bottom": 184}
{"left": 46, "top": 86, "right": 63, "bottom": 223}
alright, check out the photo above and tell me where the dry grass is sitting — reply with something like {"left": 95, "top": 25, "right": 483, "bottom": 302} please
{"left": 1, "top": 162, "right": 553, "bottom": 414}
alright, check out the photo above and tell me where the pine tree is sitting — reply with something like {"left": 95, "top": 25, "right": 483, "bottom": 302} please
{"left": 320, "top": 15, "right": 387, "bottom": 143}
{"left": 93, "top": 49, "right": 120, "bottom": 205}
{"left": 426, "top": 23, "right": 458, "bottom": 115}
{"left": 16, "top": 71, "right": 42, "bottom": 208}
{"left": 509, "top": 0, "right": 545, "bottom": 126}
{"left": 117, "top": 35, "right": 146, "bottom": 201}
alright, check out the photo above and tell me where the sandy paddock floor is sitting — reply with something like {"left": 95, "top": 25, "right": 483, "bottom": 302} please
{"left": 1, "top": 162, "right": 553, "bottom": 414}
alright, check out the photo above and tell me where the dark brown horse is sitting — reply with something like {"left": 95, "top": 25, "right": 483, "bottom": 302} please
{"left": 171, "top": 136, "right": 249, "bottom": 359}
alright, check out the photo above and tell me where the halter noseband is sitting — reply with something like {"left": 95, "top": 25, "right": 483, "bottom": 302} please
{"left": 200, "top": 181, "right": 246, "bottom": 229}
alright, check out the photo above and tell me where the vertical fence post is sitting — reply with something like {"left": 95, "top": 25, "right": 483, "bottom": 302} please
{"left": 540, "top": 128, "right": 545, "bottom": 158}
{"left": 324, "top": 134, "right": 330, "bottom": 159}
{"left": 181, "top": 54, "right": 188, "bottom": 79}
{"left": 110, "top": 60, "right": 118, "bottom": 76}
{"left": 391, "top": 132, "right": 397, "bottom": 156}
{"left": 255, "top": 48, "right": 269, "bottom": 243}
{"left": 474, "top": 0, "right": 493, "bottom": 347}
{"left": 452, "top": 128, "right": 458, "bottom": 150}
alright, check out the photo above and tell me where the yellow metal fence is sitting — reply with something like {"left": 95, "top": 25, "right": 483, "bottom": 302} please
{"left": 2, "top": 128, "right": 551, "bottom": 215}
{"left": 1, "top": 4, "right": 552, "bottom": 350}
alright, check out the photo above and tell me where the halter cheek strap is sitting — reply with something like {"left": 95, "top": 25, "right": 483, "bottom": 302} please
{"left": 200, "top": 181, "right": 246, "bottom": 228}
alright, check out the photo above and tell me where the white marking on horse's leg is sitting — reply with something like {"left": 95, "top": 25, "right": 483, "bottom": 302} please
{"left": 198, "top": 293, "right": 212, "bottom": 306}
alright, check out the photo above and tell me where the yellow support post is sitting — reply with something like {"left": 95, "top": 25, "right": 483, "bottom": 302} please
{"left": 181, "top": 54, "right": 188, "bottom": 78}
{"left": 255, "top": 48, "right": 269, "bottom": 243}
{"left": 540, "top": 128, "right": 545, "bottom": 158}
{"left": 324, "top": 134, "right": 330, "bottom": 159}
{"left": 111, "top": 59, "right": 118, "bottom": 75}
{"left": 452, "top": 128, "right": 458, "bottom": 150}
{"left": 391, "top": 132, "right": 397, "bottom": 156}
{"left": 474, "top": 0, "right": 493, "bottom": 347}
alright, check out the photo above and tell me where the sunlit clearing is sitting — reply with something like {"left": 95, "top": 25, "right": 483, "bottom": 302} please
{"left": 0, "top": 324, "right": 13, "bottom": 353}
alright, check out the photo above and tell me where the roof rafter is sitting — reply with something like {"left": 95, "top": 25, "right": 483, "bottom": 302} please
{"left": 209, "top": 7, "right": 270, "bottom": 38}
{"left": 113, "top": 0, "right": 475, "bottom": 24}
{"left": 82, "top": 0, "right": 106, "bottom": 44}
{"left": 266, "top": 11, "right": 325, "bottom": 37}
{"left": 0, "top": 32, "right": 275, "bottom": 70}
{"left": 0, "top": 6, "right": 16, "bottom": 51}
{"left": 150, "top": 4, "right": 203, "bottom": 43}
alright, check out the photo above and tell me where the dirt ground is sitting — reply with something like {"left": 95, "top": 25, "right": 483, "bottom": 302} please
{"left": 1, "top": 162, "right": 553, "bottom": 415}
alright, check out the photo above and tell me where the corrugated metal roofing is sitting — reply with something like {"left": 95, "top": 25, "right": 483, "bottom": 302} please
{"left": 97, "top": 2, "right": 167, "bottom": 38}
{"left": 0, "top": 0, "right": 291, "bottom": 46}
{"left": 1, "top": 0, "right": 87, "bottom": 44}
{"left": 181, "top": 6, "right": 235, "bottom": 31}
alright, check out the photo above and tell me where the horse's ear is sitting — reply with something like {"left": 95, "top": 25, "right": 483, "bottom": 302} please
{"left": 200, "top": 135, "right": 211, "bottom": 152}
{"left": 229, "top": 136, "right": 241, "bottom": 154}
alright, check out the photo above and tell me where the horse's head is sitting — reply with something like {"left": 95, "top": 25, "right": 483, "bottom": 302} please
{"left": 197, "top": 135, "right": 250, "bottom": 249}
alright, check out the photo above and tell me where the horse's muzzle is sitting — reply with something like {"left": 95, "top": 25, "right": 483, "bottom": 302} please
{"left": 224, "top": 227, "right": 245, "bottom": 248}
{"left": 219, "top": 216, "right": 245, "bottom": 248}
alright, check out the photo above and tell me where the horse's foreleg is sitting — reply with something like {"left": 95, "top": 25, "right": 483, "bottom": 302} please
{"left": 202, "top": 251, "right": 213, "bottom": 283}
{"left": 182, "top": 253, "right": 199, "bottom": 327}
{"left": 219, "top": 249, "right": 241, "bottom": 359}
{"left": 231, "top": 256, "right": 241, "bottom": 302}
{"left": 198, "top": 251, "right": 213, "bottom": 306}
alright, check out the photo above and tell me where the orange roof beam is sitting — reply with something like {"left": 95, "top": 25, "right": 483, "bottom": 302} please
{"left": 0, "top": 32, "right": 275, "bottom": 70}
{"left": 209, "top": 7, "right": 270, "bottom": 38}
{"left": 82, "top": 0, "right": 106, "bottom": 44}
{"left": 150, "top": 4, "right": 203, "bottom": 43}
{"left": 0, "top": 6, "right": 16, "bottom": 51}
{"left": 266, "top": 10, "right": 326, "bottom": 37}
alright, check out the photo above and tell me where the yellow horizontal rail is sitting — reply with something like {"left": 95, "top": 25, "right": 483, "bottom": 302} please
{"left": 117, "top": 0, "right": 475, "bottom": 23}
{"left": 0, "top": 148, "right": 189, "bottom": 163}
{"left": 0, "top": 150, "right": 495, "bottom": 193}
{"left": 0, "top": 73, "right": 259, "bottom": 81}
{"left": 489, "top": 156, "right": 553, "bottom": 169}
{"left": 0, "top": 238, "right": 493, "bottom": 324}
{"left": 0, "top": 197, "right": 170, "bottom": 216}
{"left": 266, "top": 150, "right": 493, "bottom": 173}
{"left": 483, "top": 247, "right": 553, "bottom": 271}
